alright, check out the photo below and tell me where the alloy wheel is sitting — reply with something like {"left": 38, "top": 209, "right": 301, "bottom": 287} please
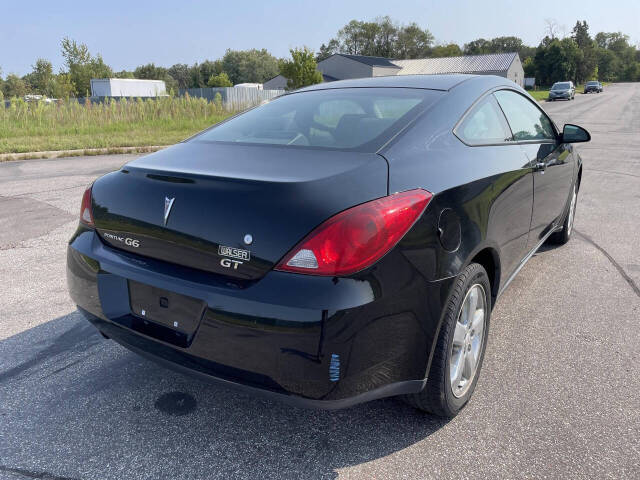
{"left": 450, "top": 284, "right": 487, "bottom": 398}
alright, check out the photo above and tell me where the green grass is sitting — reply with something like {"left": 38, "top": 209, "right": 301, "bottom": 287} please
{"left": 0, "top": 96, "right": 234, "bottom": 154}
{"left": 528, "top": 89, "right": 551, "bottom": 102}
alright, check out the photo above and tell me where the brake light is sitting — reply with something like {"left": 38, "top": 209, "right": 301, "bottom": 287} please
{"left": 80, "top": 185, "right": 94, "bottom": 227}
{"left": 275, "top": 189, "right": 432, "bottom": 276}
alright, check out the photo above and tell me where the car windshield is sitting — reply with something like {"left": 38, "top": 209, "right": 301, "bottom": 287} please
{"left": 552, "top": 83, "right": 571, "bottom": 90}
{"left": 193, "top": 88, "right": 441, "bottom": 151}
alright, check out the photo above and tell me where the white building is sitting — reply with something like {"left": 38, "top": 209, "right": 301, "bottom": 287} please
{"left": 234, "top": 83, "right": 263, "bottom": 90}
{"left": 90, "top": 78, "right": 167, "bottom": 97}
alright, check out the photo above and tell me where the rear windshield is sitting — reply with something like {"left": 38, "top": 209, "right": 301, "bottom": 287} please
{"left": 552, "top": 82, "right": 571, "bottom": 90}
{"left": 193, "top": 88, "right": 441, "bottom": 151}
{"left": 587, "top": 81, "right": 599, "bottom": 85}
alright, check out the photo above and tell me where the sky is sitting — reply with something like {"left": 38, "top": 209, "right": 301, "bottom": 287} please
{"left": 1, "top": 0, "right": 638, "bottom": 76}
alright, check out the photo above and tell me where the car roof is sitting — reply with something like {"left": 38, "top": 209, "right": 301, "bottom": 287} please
{"left": 295, "top": 74, "right": 489, "bottom": 93}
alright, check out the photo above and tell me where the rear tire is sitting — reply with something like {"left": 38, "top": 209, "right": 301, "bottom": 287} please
{"left": 404, "top": 263, "right": 491, "bottom": 417}
{"left": 549, "top": 181, "right": 578, "bottom": 245}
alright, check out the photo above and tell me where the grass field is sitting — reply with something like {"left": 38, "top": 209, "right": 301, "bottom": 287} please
{"left": 0, "top": 96, "right": 234, "bottom": 154}
{"left": 528, "top": 89, "right": 553, "bottom": 101}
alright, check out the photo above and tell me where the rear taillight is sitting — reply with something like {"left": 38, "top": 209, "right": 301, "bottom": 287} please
{"left": 80, "top": 185, "right": 94, "bottom": 227}
{"left": 275, "top": 189, "right": 432, "bottom": 276}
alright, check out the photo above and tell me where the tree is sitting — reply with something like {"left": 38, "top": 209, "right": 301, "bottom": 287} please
{"left": 534, "top": 38, "right": 580, "bottom": 85}
{"left": 464, "top": 36, "right": 532, "bottom": 60}
{"left": 188, "top": 64, "right": 205, "bottom": 88}
{"left": 134, "top": 63, "right": 167, "bottom": 80}
{"left": 605, "top": 32, "right": 631, "bottom": 56}
{"left": 199, "top": 60, "right": 223, "bottom": 86}
{"left": 134, "top": 63, "right": 177, "bottom": 92}
{"left": 571, "top": 21, "right": 597, "bottom": 82}
{"left": 29, "top": 59, "right": 54, "bottom": 95}
{"left": 464, "top": 38, "right": 491, "bottom": 55}
{"left": 49, "top": 73, "right": 75, "bottom": 99}
{"left": 571, "top": 21, "right": 591, "bottom": 49}
{"left": 114, "top": 70, "right": 135, "bottom": 78}
{"left": 316, "top": 39, "right": 340, "bottom": 62}
{"left": 3, "top": 74, "right": 27, "bottom": 98}
{"left": 221, "top": 49, "right": 280, "bottom": 84}
{"left": 61, "top": 37, "right": 112, "bottom": 96}
{"left": 336, "top": 20, "right": 367, "bottom": 55}
{"left": 278, "top": 47, "right": 323, "bottom": 90}
{"left": 167, "top": 64, "right": 191, "bottom": 89}
{"left": 490, "top": 36, "right": 525, "bottom": 54}
{"left": 430, "top": 44, "right": 463, "bottom": 57}
{"left": 207, "top": 72, "right": 232, "bottom": 87}
{"left": 321, "top": 17, "right": 434, "bottom": 59}
{"left": 61, "top": 37, "right": 91, "bottom": 68}
{"left": 622, "top": 62, "right": 640, "bottom": 82}
{"left": 523, "top": 57, "right": 536, "bottom": 77}
{"left": 374, "top": 16, "right": 398, "bottom": 58}
{"left": 396, "top": 23, "right": 434, "bottom": 59}
{"left": 594, "top": 48, "right": 616, "bottom": 80}
{"left": 543, "top": 18, "right": 563, "bottom": 40}
{"left": 592, "top": 31, "right": 638, "bottom": 81}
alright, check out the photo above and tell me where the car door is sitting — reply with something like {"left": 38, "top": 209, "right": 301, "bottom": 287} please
{"left": 454, "top": 93, "right": 534, "bottom": 277}
{"left": 494, "top": 90, "right": 574, "bottom": 248}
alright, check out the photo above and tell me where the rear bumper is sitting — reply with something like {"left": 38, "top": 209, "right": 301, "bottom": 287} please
{"left": 67, "top": 226, "right": 453, "bottom": 408}
{"left": 80, "top": 307, "right": 424, "bottom": 409}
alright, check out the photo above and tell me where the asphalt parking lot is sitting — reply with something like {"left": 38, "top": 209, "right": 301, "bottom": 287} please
{"left": 1, "top": 83, "right": 639, "bottom": 480}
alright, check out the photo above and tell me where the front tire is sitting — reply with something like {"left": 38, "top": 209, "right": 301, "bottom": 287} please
{"left": 405, "top": 263, "right": 491, "bottom": 417}
{"left": 550, "top": 181, "right": 578, "bottom": 245}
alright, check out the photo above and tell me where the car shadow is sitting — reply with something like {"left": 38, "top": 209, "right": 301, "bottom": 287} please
{"left": 535, "top": 241, "right": 560, "bottom": 254}
{"left": 0, "top": 311, "right": 449, "bottom": 480}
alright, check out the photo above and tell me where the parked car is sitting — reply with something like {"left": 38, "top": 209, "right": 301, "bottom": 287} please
{"left": 23, "top": 94, "right": 56, "bottom": 104}
{"left": 548, "top": 81, "right": 575, "bottom": 100}
{"left": 584, "top": 81, "right": 603, "bottom": 93}
{"left": 67, "top": 74, "right": 589, "bottom": 417}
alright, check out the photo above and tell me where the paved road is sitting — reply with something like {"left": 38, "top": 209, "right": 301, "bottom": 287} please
{"left": 1, "top": 85, "right": 639, "bottom": 480}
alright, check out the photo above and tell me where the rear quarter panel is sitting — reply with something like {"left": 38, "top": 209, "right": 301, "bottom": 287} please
{"left": 381, "top": 76, "right": 535, "bottom": 291}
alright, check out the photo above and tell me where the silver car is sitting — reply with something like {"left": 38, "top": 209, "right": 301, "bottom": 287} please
{"left": 548, "top": 81, "right": 575, "bottom": 101}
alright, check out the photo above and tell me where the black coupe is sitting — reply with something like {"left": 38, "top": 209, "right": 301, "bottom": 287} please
{"left": 67, "top": 74, "right": 590, "bottom": 417}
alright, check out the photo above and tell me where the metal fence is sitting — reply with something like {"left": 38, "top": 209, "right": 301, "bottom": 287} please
{"left": 3, "top": 87, "right": 285, "bottom": 110}
{"left": 178, "top": 87, "right": 285, "bottom": 109}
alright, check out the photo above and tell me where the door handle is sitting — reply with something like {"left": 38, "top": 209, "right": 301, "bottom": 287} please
{"left": 534, "top": 162, "right": 546, "bottom": 173}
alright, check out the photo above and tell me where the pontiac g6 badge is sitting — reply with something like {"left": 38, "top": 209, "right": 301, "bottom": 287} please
{"left": 102, "top": 232, "right": 140, "bottom": 248}
{"left": 164, "top": 196, "right": 175, "bottom": 226}
{"left": 219, "top": 245, "right": 250, "bottom": 270}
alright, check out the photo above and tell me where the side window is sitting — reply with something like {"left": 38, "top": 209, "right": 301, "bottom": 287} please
{"left": 455, "top": 95, "right": 512, "bottom": 145}
{"left": 494, "top": 90, "right": 556, "bottom": 141}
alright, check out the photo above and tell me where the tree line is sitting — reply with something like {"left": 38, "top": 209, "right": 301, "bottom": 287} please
{"left": 1, "top": 17, "right": 638, "bottom": 99}
{"left": 0, "top": 40, "right": 283, "bottom": 99}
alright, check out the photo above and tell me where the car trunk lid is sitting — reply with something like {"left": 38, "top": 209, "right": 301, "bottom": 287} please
{"left": 91, "top": 141, "right": 388, "bottom": 281}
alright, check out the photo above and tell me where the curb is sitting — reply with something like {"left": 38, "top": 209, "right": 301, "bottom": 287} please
{"left": 0, "top": 145, "right": 167, "bottom": 162}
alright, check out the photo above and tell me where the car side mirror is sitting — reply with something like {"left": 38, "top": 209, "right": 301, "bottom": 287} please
{"left": 561, "top": 124, "right": 590, "bottom": 143}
